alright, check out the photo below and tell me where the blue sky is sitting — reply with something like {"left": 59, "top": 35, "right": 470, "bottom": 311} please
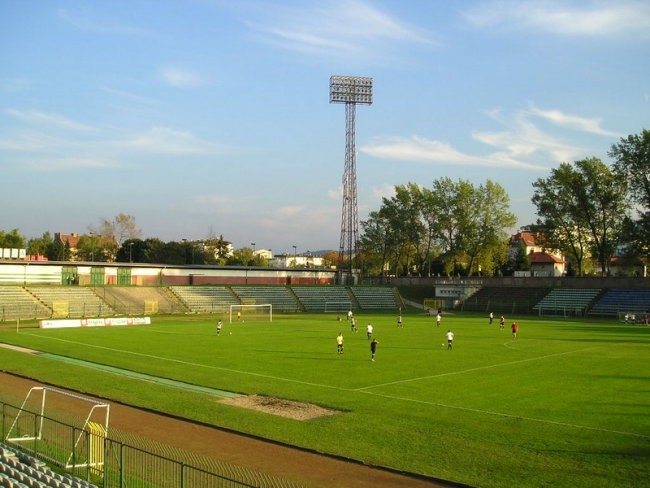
{"left": 1, "top": 1, "right": 648, "bottom": 255}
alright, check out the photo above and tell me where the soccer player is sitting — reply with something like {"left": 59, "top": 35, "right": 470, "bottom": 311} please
{"left": 445, "top": 330, "right": 454, "bottom": 350}
{"left": 366, "top": 323, "right": 374, "bottom": 339}
{"left": 350, "top": 316, "right": 357, "bottom": 333}
{"left": 436, "top": 312, "right": 441, "bottom": 327}
{"left": 216, "top": 319, "right": 223, "bottom": 335}
{"left": 336, "top": 333, "right": 344, "bottom": 354}
{"left": 499, "top": 315, "right": 505, "bottom": 330}
{"left": 511, "top": 322, "right": 519, "bottom": 338}
{"left": 370, "top": 338, "right": 379, "bottom": 361}
{"left": 397, "top": 314, "right": 403, "bottom": 328}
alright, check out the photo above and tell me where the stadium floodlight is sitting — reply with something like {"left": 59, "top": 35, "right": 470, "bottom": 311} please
{"left": 329, "top": 75, "right": 373, "bottom": 284}
{"left": 329, "top": 76, "right": 373, "bottom": 105}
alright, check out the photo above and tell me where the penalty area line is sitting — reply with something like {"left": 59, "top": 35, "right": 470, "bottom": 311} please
{"left": 356, "top": 347, "right": 600, "bottom": 391}
{"left": 22, "top": 333, "right": 349, "bottom": 393}
{"left": 359, "top": 389, "right": 650, "bottom": 441}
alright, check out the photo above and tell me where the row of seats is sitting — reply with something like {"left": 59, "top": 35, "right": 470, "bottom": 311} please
{"left": 461, "top": 286, "right": 552, "bottom": 314}
{"left": 289, "top": 286, "right": 353, "bottom": 311}
{"left": 170, "top": 285, "right": 401, "bottom": 313}
{"left": 169, "top": 285, "right": 238, "bottom": 313}
{"left": 464, "top": 287, "right": 648, "bottom": 318}
{"left": 532, "top": 288, "right": 602, "bottom": 315}
{"left": 27, "top": 287, "right": 115, "bottom": 318}
{"left": 230, "top": 286, "right": 301, "bottom": 312}
{"left": 588, "top": 288, "right": 650, "bottom": 317}
{"left": 0, "top": 287, "right": 50, "bottom": 321}
{"left": 349, "top": 286, "right": 400, "bottom": 310}
{"left": 0, "top": 443, "right": 97, "bottom": 488}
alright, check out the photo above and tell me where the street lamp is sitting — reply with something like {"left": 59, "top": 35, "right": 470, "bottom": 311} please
{"left": 129, "top": 242, "right": 134, "bottom": 263}
{"left": 251, "top": 242, "right": 256, "bottom": 253}
{"left": 292, "top": 245, "right": 297, "bottom": 266}
{"left": 89, "top": 232, "right": 95, "bottom": 262}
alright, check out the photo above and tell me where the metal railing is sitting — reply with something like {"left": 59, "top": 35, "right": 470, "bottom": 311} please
{"left": 1, "top": 401, "right": 301, "bottom": 488}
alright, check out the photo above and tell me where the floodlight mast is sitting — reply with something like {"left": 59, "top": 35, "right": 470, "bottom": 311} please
{"left": 329, "top": 75, "right": 373, "bottom": 283}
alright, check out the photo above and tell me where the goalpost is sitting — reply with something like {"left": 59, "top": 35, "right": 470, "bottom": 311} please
{"left": 6, "top": 387, "right": 110, "bottom": 472}
{"left": 229, "top": 303, "right": 273, "bottom": 323}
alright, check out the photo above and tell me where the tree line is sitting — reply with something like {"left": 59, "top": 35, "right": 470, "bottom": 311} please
{"left": 1, "top": 130, "right": 647, "bottom": 276}
{"left": 357, "top": 129, "right": 648, "bottom": 278}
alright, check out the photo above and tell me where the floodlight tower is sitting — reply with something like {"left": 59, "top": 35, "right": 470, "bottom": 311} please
{"left": 329, "top": 75, "right": 373, "bottom": 281}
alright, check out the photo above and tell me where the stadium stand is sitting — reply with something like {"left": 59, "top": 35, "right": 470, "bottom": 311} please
{"left": 230, "top": 286, "right": 301, "bottom": 312}
{"left": 169, "top": 286, "right": 240, "bottom": 313}
{"left": 290, "top": 286, "right": 355, "bottom": 312}
{"left": 97, "top": 286, "right": 188, "bottom": 315}
{"left": 26, "top": 287, "right": 115, "bottom": 318}
{"left": 0, "top": 287, "right": 50, "bottom": 321}
{"left": 532, "top": 288, "right": 602, "bottom": 316}
{"left": 587, "top": 288, "right": 650, "bottom": 319}
{"left": 1, "top": 442, "right": 97, "bottom": 488}
{"left": 460, "top": 286, "right": 552, "bottom": 314}
{"left": 349, "top": 286, "right": 401, "bottom": 310}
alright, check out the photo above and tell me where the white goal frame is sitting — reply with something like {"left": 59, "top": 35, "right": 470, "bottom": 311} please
{"left": 229, "top": 303, "right": 273, "bottom": 323}
{"left": 6, "top": 387, "right": 110, "bottom": 470}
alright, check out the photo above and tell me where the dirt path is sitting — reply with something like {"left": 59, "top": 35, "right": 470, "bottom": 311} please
{"left": 0, "top": 372, "right": 454, "bottom": 488}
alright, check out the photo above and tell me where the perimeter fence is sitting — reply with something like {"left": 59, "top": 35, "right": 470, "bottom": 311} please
{"left": 1, "top": 400, "right": 304, "bottom": 488}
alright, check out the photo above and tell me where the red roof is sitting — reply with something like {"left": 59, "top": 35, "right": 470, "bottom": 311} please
{"left": 528, "top": 251, "right": 564, "bottom": 264}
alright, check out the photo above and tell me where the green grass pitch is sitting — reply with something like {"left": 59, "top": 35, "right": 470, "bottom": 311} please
{"left": 0, "top": 311, "right": 649, "bottom": 488}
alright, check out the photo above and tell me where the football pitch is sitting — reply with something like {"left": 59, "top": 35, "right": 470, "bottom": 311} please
{"left": 0, "top": 311, "right": 649, "bottom": 488}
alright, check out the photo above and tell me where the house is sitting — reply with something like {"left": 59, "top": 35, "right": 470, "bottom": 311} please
{"left": 509, "top": 229, "right": 566, "bottom": 277}
{"left": 55, "top": 232, "right": 117, "bottom": 262}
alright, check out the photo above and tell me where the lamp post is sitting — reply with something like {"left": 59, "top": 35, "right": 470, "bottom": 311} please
{"left": 89, "top": 232, "right": 95, "bottom": 262}
{"left": 292, "top": 245, "right": 297, "bottom": 266}
{"left": 129, "top": 242, "right": 133, "bottom": 263}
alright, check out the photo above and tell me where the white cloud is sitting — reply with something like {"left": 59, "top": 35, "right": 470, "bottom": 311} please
{"left": 463, "top": 1, "right": 650, "bottom": 39}
{"left": 6, "top": 109, "right": 95, "bottom": 133}
{"left": 25, "top": 157, "right": 114, "bottom": 172}
{"left": 372, "top": 183, "right": 396, "bottom": 200}
{"left": 122, "top": 127, "right": 221, "bottom": 155}
{"left": 246, "top": 0, "right": 436, "bottom": 60}
{"left": 360, "top": 104, "right": 618, "bottom": 171}
{"left": 161, "top": 67, "right": 207, "bottom": 88}
{"left": 57, "top": 7, "right": 152, "bottom": 37}
{"left": 526, "top": 106, "right": 620, "bottom": 137}
{"left": 361, "top": 135, "right": 547, "bottom": 171}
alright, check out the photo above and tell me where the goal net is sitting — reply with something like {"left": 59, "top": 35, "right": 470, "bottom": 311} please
{"left": 324, "top": 301, "right": 352, "bottom": 313}
{"left": 5, "top": 387, "right": 109, "bottom": 473}
{"left": 229, "top": 303, "right": 273, "bottom": 323}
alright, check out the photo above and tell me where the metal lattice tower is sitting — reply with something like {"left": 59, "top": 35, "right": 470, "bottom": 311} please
{"left": 329, "top": 76, "right": 373, "bottom": 279}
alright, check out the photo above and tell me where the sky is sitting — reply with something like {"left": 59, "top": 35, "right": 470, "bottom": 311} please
{"left": 1, "top": 0, "right": 649, "bottom": 255}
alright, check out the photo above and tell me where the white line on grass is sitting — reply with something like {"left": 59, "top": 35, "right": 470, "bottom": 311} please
{"left": 356, "top": 346, "right": 599, "bottom": 391}
{"left": 357, "top": 389, "right": 650, "bottom": 441}
{"left": 24, "top": 334, "right": 647, "bottom": 441}
{"left": 22, "top": 333, "right": 350, "bottom": 392}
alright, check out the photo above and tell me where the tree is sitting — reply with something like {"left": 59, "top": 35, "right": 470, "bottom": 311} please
{"left": 609, "top": 129, "right": 650, "bottom": 261}
{"left": 91, "top": 213, "right": 141, "bottom": 246}
{"left": 359, "top": 210, "right": 393, "bottom": 278}
{"left": 463, "top": 180, "right": 516, "bottom": 276}
{"left": 27, "top": 232, "right": 55, "bottom": 258}
{"left": 532, "top": 158, "right": 629, "bottom": 276}
{"left": 0, "top": 229, "right": 26, "bottom": 249}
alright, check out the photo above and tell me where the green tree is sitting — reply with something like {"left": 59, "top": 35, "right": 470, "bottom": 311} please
{"left": 27, "top": 232, "right": 54, "bottom": 258}
{"left": 359, "top": 210, "right": 393, "bottom": 278}
{"left": 532, "top": 158, "right": 629, "bottom": 276}
{"left": 0, "top": 229, "right": 26, "bottom": 249}
{"left": 609, "top": 129, "right": 650, "bottom": 261}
